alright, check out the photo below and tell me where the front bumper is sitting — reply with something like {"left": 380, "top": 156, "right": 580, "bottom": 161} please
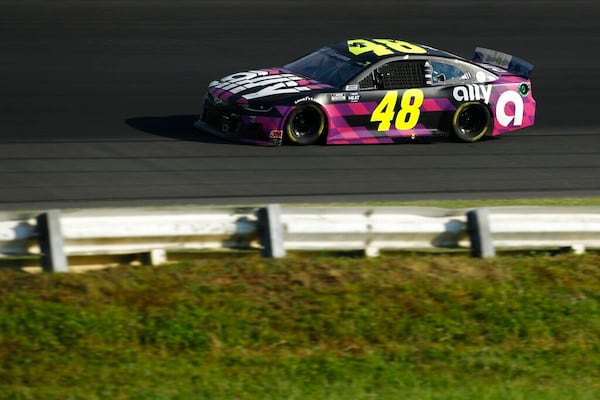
{"left": 195, "top": 96, "right": 283, "bottom": 146}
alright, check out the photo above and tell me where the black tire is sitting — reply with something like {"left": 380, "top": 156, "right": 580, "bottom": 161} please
{"left": 451, "top": 102, "right": 492, "bottom": 143}
{"left": 284, "top": 103, "right": 327, "bottom": 145}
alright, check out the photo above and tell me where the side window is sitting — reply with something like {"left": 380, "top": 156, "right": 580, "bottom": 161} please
{"left": 430, "top": 61, "right": 472, "bottom": 84}
{"left": 358, "top": 61, "right": 425, "bottom": 90}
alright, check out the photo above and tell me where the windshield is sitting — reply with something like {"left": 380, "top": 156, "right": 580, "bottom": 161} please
{"left": 284, "top": 47, "right": 366, "bottom": 88}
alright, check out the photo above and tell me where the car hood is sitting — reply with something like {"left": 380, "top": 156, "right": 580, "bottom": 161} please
{"left": 207, "top": 68, "right": 333, "bottom": 106}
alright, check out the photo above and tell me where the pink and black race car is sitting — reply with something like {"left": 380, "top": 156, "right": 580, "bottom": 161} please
{"left": 194, "top": 38, "right": 535, "bottom": 146}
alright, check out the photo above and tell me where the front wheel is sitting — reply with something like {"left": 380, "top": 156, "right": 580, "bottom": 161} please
{"left": 451, "top": 102, "right": 492, "bottom": 143}
{"left": 284, "top": 104, "right": 327, "bottom": 145}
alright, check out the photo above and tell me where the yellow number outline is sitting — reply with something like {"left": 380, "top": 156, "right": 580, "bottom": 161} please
{"left": 370, "top": 89, "right": 424, "bottom": 132}
{"left": 348, "top": 39, "right": 427, "bottom": 57}
{"left": 370, "top": 91, "right": 398, "bottom": 131}
{"left": 373, "top": 39, "right": 427, "bottom": 55}
{"left": 395, "top": 89, "right": 424, "bottom": 130}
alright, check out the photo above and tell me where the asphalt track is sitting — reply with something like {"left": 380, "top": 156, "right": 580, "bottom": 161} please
{"left": 1, "top": 0, "right": 599, "bottom": 210}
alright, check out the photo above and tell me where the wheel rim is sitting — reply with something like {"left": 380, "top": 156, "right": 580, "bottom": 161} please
{"left": 457, "top": 105, "right": 487, "bottom": 137}
{"left": 452, "top": 102, "right": 491, "bottom": 142}
{"left": 286, "top": 105, "right": 325, "bottom": 144}
{"left": 290, "top": 108, "right": 322, "bottom": 138}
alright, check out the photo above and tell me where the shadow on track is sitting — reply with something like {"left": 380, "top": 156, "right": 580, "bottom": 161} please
{"left": 125, "top": 115, "right": 503, "bottom": 146}
{"left": 125, "top": 115, "right": 232, "bottom": 144}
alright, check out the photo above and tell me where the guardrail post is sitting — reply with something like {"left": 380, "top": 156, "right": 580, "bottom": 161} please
{"left": 467, "top": 208, "right": 495, "bottom": 258}
{"left": 149, "top": 249, "right": 167, "bottom": 265}
{"left": 36, "top": 210, "right": 69, "bottom": 272}
{"left": 257, "top": 204, "right": 286, "bottom": 258}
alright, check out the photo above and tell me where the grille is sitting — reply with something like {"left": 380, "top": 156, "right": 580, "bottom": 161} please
{"left": 203, "top": 107, "right": 222, "bottom": 128}
{"left": 202, "top": 104, "right": 240, "bottom": 134}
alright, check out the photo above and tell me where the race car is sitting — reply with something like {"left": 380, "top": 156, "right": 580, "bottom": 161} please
{"left": 194, "top": 38, "right": 535, "bottom": 146}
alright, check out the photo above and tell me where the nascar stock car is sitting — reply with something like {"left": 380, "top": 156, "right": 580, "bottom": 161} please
{"left": 194, "top": 38, "right": 535, "bottom": 146}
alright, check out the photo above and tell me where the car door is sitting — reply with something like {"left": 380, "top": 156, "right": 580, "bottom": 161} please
{"left": 350, "top": 59, "right": 446, "bottom": 139}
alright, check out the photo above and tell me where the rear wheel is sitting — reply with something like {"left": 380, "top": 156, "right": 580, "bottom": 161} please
{"left": 451, "top": 102, "right": 492, "bottom": 143}
{"left": 284, "top": 104, "right": 327, "bottom": 145}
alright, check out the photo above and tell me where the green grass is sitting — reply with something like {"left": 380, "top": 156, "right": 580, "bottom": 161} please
{"left": 1, "top": 254, "right": 600, "bottom": 399}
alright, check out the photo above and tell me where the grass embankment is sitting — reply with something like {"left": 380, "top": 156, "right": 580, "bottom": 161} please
{"left": 1, "top": 254, "right": 599, "bottom": 399}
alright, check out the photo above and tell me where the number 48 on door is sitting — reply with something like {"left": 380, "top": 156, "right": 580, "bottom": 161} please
{"left": 370, "top": 89, "right": 424, "bottom": 131}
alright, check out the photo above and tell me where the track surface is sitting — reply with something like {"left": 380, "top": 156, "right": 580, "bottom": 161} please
{"left": 1, "top": 0, "right": 599, "bottom": 210}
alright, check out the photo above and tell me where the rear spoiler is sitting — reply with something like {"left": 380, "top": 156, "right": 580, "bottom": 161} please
{"left": 472, "top": 47, "right": 534, "bottom": 78}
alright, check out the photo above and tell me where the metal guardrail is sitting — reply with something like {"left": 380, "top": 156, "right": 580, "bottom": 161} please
{"left": 278, "top": 206, "right": 468, "bottom": 256}
{"left": 1, "top": 205, "right": 599, "bottom": 272}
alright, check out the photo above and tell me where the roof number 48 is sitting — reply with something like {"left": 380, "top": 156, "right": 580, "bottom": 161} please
{"left": 348, "top": 39, "right": 427, "bottom": 56}
{"left": 371, "top": 89, "right": 424, "bottom": 131}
